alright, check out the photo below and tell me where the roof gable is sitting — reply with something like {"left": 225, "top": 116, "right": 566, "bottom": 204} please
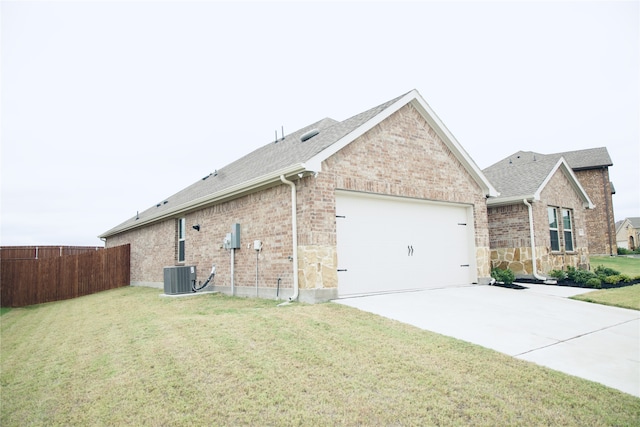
{"left": 616, "top": 218, "right": 633, "bottom": 233}
{"left": 483, "top": 151, "right": 594, "bottom": 208}
{"left": 101, "top": 89, "right": 497, "bottom": 238}
{"left": 305, "top": 90, "right": 497, "bottom": 197}
{"left": 628, "top": 217, "right": 640, "bottom": 228}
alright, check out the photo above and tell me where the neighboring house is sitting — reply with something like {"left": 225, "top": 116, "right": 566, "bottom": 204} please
{"left": 483, "top": 152, "right": 594, "bottom": 278}
{"left": 100, "top": 90, "right": 498, "bottom": 303}
{"left": 548, "top": 148, "right": 617, "bottom": 256}
{"left": 616, "top": 217, "right": 640, "bottom": 250}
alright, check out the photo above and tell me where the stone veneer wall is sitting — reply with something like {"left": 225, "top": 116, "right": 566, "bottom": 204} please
{"left": 489, "top": 167, "right": 590, "bottom": 277}
{"left": 624, "top": 225, "right": 638, "bottom": 250}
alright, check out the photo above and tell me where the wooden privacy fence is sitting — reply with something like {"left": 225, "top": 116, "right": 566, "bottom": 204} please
{"left": 1, "top": 244, "right": 130, "bottom": 307}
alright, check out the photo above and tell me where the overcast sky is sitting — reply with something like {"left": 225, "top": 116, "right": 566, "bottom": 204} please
{"left": 2, "top": 1, "right": 638, "bottom": 247}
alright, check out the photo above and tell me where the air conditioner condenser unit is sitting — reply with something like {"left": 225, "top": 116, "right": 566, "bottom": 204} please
{"left": 163, "top": 265, "right": 196, "bottom": 295}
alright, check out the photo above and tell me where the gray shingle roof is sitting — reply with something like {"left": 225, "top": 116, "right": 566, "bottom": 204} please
{"left": 550, "top": 147, "right": 613, "bottom": 169}
{"left": 483, "top": 148, "right": 607, "bottom": 206}
{"left": 100, "top": 92, "right": 409, "bottom": 237}
{"left": 629, "top": 217, "right": 640, "bottom": 228}
{"left": 617, "top": 217, "right": 640, "bottom": 232}
{"left": 482, "top": 151, "right": 560, "bottom": 200}
{"left": 101, "top": 89, "right": 500, "bottom": 238}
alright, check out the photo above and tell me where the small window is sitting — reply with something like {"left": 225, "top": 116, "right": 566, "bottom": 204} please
{"left": 562, "top": 209, "right": 574, "bottom": 252}
{"left": 548, "top": 207, "right": 559, "bottom": 251}
{"left": 178, "top": 217, "right": 186, "bottom": 262}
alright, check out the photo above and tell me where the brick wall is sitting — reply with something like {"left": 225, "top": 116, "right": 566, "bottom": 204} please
{"left": 536, "top": 168, "right": 590, "bottom": 272}
{"left": 307, "top": 104, "right": 491, "bottom": 281}
{"left": 489, "top": 167, "right": 590, "bottom": 276}
{"left": 573, "top": 168, "right": 616, "bottom": 255}
{"left": 107, "top": 220, "right": 174, "bottom": 284}
{"left": 106, "top": 103, "right": 492, "bottom": 300}
{"left": 109, "top": 184, "right": 296, "bottom": 294}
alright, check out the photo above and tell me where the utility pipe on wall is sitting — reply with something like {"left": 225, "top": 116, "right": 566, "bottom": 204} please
{"left": 280, "top": 175, "right": 299, "bottom": 302}
{"left": 231, "top": 248, "right": 235, "bottom": 296}
{"left": 523, "top": 199, "right": 547, "bottom": 281}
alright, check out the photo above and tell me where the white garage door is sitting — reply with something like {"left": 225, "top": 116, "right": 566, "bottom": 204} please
{"left": 335, "top": 191, "right": 476, "bottom": 297}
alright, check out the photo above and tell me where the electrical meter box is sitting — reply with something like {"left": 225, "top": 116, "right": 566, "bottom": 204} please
{"left": 163, "top": 265, "right": 196, "bottom": 295}
{"left": 230, "top": 223, "right": 241, "bottom": 248}
{"left": 223, "top": 223, "right": 241, "bottom": 249}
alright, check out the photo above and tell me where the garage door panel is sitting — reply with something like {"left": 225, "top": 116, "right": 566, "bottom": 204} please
{"left": 336, "top": 191, "right": 474, "bottom": 297}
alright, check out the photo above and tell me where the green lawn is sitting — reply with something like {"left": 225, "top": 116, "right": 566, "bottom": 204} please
{"left": 590, "top": 255, "right": 640, "bottom": 277}
{"left": 2, "top": 287, "right": 639, "bottom": 426}
{"left": 572, "top": 284, "right": 640, "bottom": 311}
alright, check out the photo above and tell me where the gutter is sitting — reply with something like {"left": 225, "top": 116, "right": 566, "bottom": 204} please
{"left": 99, "top": 163, "right": 308, "bottom": 239}
{"left": 523, "top": 199, "right": 547, "bottom": 281}
{"left": 279, "top": 175, "right": 299, "bottom": 303}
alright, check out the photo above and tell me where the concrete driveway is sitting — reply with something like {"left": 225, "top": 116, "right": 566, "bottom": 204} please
{"left": 333, "top": 283, "right": 640, "bottom": 397}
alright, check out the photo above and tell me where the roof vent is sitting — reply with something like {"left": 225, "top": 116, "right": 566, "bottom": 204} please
{"left": 300, "top": 129, "right": 320, "bottom": 142}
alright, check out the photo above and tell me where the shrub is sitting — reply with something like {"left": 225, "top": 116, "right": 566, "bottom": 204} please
{"left": 585, "top": 278, "right": 602, "bottom": 288}
{"left": 549, "top": 269, "right": 567, "bottom": 280}
{"left": 604, "top": 275, "right": 621, "bottom": 285}
{"left": 572, "top": 269, "right": 598, "bottom": 285}
{"left": 620, "top": 274, "right": 632, "bottom": 283}
{"left": 491, "top": 268, "right": 515, "bottom": 285}
{"left": 617, "top": 247, "right": 633, "bottom": 255}
{"left": 566, "top": 266, "right": 578, "bottom": 281}
{"left": 594, "top": 265, "right": 620, "bottom": 277}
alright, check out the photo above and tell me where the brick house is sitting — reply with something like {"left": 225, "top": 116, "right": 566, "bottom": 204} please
{"left": 100, "top": 90, "right": 498, "bottom": 302}
{"left": 483, "top": 152, "right": 594, "bottom": 278}
{"left": 502, "top": 148, "right": 616, "bottom": 256}
{"left": 547, "top": 148, "right": 617, "bottom": 255}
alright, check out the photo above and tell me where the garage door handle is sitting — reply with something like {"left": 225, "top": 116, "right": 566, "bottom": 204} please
{"left": 460, "top": 264, "right": 470, "bottom": 267}
{"left": 337, "top": 269, "right": 348, "bottom": 272}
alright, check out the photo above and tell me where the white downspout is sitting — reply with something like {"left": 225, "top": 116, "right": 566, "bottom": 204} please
{"left": 280, "top": 175, "right": 299, "bottom": 302}
{"left": 523, "top": 199, "right": 547, "bottom": 281}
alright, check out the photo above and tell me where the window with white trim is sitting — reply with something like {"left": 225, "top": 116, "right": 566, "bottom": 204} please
{"left": 548, "top": 207, "right": 560, "bottom": 251}
{"left": 562, "top": 208, "right": 574, "bottom": 252}
{"left": 178, "top": 217, "right": 186, "bottom": 263}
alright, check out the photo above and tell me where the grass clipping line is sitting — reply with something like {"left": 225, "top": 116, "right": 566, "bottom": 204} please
{"left": 2, "top": 287, "right": 639, "bottom": 426}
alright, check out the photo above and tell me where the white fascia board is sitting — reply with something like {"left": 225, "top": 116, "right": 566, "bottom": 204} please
{"left": 486, "top": 195, "right": 537, "bottom": 207}
{"left": 306, "top": 89, "right": 498, "bottom": 197}
{"left": 100, "top": 163, "right": 307, "bottom": 238}
{"left": 408, "top": 93, "right": 499, "bottom": 198}
{"left": 615, "top": 218, "right": 631, "bottom": 233}
{"left": 304, "top": 91, "right": 418, "bottom": 172}
{"left": 537, "top": 158, "right": 595, "bottom": 209}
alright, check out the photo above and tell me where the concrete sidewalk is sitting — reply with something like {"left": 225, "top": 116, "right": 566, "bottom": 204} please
{"left": 333, "top": 284, "right": 640, "bottom": 397}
